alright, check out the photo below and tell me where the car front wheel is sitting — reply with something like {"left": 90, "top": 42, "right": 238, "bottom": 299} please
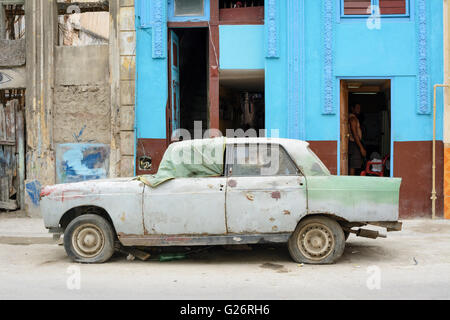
{"left": 288, "top": 216, "right": 345, "bottom": 264}
{"left": 64, "top": 214, "right": 115, "bottom": 263}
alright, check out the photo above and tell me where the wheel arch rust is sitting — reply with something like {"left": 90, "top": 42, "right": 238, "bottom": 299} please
{"left": 299, "top": 213, "right": 350, "bottom": 226}
{"left": 59, "top": 205, "right": 118, "bottom": 236}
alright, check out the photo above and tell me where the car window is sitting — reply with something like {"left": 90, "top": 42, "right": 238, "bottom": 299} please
{"left": 227, "top": 144, "right": 299, "bottom": 177}
{"left": 305, "top": 147, "right": 330, "bottom": 176}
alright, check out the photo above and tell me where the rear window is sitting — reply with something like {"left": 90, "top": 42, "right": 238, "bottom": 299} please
{"left": 304, "top": 147, "right": 330, "bottom": 176}
{"left": 227, "top": 144, "right": 299, "bottom": 177}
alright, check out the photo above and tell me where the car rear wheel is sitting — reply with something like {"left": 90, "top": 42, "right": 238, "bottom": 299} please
{"left": 288, "top": 216, "right": 345, "bottom": 264}
{"left": 64, "top": 214, "right": 115, "bottom": 263}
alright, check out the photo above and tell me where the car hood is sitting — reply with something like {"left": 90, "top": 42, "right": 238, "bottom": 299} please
{"left": 40, "top": 177, "right": 138, "bottom": 199}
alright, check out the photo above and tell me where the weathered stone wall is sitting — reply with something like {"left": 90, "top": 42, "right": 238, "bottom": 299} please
{"left": 21, "top": 0, "right": 136, "bottom": 216}
{"left": 55, "top": 45, "right": 109, "bottom": 85}
{"left": 53, "top": 85, "right": 111, "bottom": 144}
{"left": 53, "top": 45, "right": 111, "bottom": 144}
{"left": 25, "top": 0, "right": 56, "bottom": 216}
{"left": 0, "top": 39, "right": 25, "bottom": 67}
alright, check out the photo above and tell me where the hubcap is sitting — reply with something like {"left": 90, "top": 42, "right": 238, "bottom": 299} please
{"left": 72, "top": 223, "right": 105, "bottom": 258}
{"left": 298, "top": 223, "right": 335, "bottom": 261}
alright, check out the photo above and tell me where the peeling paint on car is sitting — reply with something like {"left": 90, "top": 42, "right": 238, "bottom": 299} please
{"left": 228, "top": 179, "right": 237, "bottom": 188}
{"left": 40, "top": 138, "right": 401, "bottom": 248}
{"left": 271, "top": 191, "right": 281, "bottom": 200}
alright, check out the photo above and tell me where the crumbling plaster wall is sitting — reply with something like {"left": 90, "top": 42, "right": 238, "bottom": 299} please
{"left": 53, "top": 45, "right": 111, "bottom": 145}
{"left": 23, "top": 0, "right": 136, "bottom": 217}
{"left": 24, "top": 0, "right": 56, "bottom": 217}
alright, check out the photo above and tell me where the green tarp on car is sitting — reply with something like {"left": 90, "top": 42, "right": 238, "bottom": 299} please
{"left": 138, "top": 137, "right": 226, "bottom": 187}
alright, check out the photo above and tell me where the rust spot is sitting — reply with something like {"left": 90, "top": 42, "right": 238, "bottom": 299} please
{"left": 283, "top": 210, "right": 291, "bottom": 215}
{"left": 271, "top": 191, "right": 281, "bottom": 200}
{"left": 228, "top": 179, "right": 237, "bottom": 187}
{"left": 207, "top": 184, "right": 214, "bottom": 189}
{"left": 272, "top": 226, "right": 279, "bottom": 231}
{"left": 120, "top": 212, "right": 126, "bottom": 222}
{"left": 269, "top": 217, "right": 275, "bottom": 222}
{"left": 246, "top": 193, "right": 255, "bottom": 201}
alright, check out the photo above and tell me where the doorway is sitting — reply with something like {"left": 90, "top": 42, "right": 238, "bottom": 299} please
{"left": 219, "top": 69, "right": 265, "bottom": 136}
{"left": 0, "top": 89, "right": 25, "bottom": 211}
{"left": 340, "top": 79, "right": 391, "bottom": 176}
{"left": 168, "top": 28, "right": 209, "bottom": 140}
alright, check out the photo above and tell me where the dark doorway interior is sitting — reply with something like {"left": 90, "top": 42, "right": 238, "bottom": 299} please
{"left": 345, "top": 79, "right": 391, "bottom": 176}
{"left": 171, "top": 28, "right": 208, "bottom": 137}
{"left": 219, "top": 69, "right": 265, "bottom": 136}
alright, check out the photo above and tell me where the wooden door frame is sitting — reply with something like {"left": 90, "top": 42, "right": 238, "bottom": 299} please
{"left": 339, "top": 80, "right": 349, "bottom": 175}
{"left": 166, "top": 1, "right": 219, "bottom": 140}
{"left": 167, "top": 29, "right": 183, "bottom": 145}
{"left": 167, "top": 29, "right": 174, "bottom": 146}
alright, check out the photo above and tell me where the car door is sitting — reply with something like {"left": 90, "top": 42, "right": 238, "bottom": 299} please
{"left": 143, "top": 176, "right": 227, "bottom": 235}
{"left": 225, "top": 143, "right": 307, "bottom": 234}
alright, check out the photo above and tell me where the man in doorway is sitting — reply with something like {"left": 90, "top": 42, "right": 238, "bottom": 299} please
{"left": 348, "top": 104, "right": 366, "bottom": 175}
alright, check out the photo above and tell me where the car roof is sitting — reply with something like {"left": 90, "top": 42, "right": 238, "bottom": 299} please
{"left": 174, "top": 137, "right": 310, "bottom": 149}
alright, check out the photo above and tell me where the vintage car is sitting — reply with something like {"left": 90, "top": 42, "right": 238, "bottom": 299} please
{"left": 40, "top": 138, "right": 402, "bottom": 264}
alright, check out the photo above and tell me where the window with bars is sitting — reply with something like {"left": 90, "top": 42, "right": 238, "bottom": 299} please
{"left": 342, "top": 0, "right": 409, "bottom": 17}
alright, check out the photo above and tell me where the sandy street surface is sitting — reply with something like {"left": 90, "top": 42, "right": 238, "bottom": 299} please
{"left": 0, "top": 219, "right": 449, "bottom": 300}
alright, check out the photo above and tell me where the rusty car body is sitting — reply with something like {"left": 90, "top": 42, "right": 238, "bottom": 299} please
{"left": 40, "top": 138, "right": 402, "bottom": 264}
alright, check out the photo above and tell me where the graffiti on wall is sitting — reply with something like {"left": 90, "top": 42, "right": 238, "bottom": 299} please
{"left": 56, "top": 143, "right": 110, "bottom": 184}
{"left": 0, "top": 68, "right": 26, "bottom": 89}
{"left": 25, "top": 180, "right": 42, "bottom": 207}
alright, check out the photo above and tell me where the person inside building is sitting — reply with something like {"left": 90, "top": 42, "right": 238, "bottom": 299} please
{"left": 348, "top": 103, "right": 366, "bottom": 175}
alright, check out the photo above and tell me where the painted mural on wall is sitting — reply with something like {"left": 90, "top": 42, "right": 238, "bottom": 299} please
{"left": 56, "top": 143, "right": 110, "bottom": 184}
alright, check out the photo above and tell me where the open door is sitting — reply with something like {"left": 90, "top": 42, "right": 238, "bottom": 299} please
{"left": 340, "top": 79, "right": 391, "bottom": 176}
{"left": 169, "top": 30, "right": 180, "bottom": 139}
{"left": 340, "top": 80, "right": 349, "bottom": 175}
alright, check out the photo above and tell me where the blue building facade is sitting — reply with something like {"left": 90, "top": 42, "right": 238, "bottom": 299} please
{"left": 133, "top": 0, "right": 444, "bottom": 217}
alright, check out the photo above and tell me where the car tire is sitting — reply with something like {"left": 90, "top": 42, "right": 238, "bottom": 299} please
{"left": 288, "top": 216, "right": 345, "bottom": 264}
{"left": 64, "top": 214, "right": 115, "bottom": 263}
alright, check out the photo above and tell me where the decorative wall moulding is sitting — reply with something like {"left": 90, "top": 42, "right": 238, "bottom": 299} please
{"left": 265, "top": 0, "right": 279, "bottom": 59}
{"left": 416, "top": 0, "right": 430, "bottom": 115}
{"left": 322, "top": 0, "right": 335, "bottom": 115}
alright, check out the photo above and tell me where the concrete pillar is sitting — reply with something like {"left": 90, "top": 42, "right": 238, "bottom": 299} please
{"left": 117, "top": 0, "right": 136, "bottom": 177}
{"left": 0, "top": 4, "right": 6, "bottom": 40}
{"left": 24, "top": 0, "right": 57, "bottom": 216}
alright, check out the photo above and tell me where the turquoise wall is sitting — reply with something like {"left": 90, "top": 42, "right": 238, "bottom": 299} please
{"left": 219, "top": 25, "right": 265, "bottom": 70}
{"left": 135, "top": 2, "right": 168, "bottom": 140}
{"left": 301, "top": 0, "right": 444, "bottom": 142}
{"left": 265, "top": 1, "right": 288, "bottom": 138}
{"left": 134, "top": 0, "right": 444, "bottom": 152}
